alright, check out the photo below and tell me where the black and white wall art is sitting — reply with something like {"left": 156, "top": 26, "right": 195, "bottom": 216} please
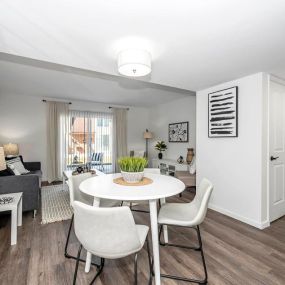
{"left": 169, "top": 122, "right": 189, "bottom": 142}
{"left": 208, "top": 86, "right": 238, "bottom": 137}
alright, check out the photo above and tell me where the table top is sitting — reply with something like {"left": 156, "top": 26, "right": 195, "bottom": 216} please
{"left": 80, "top": 173, "right": 185, "bottom": 201}
{"left": 0, "top": 192, "right": 22, "bottom": 210}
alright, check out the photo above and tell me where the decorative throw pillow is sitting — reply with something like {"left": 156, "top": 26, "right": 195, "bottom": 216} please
{"left": 189, "top": 156, "right": 196, "bottom": 174}
{"left": 8, "top": 164, "right": 21, "bottom": 176}
{"left": 6, "top": 157, "right": 30, "bottom": 175}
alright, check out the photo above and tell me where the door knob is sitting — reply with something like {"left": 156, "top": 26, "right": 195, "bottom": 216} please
{"left": 270, "top": 156, "right": 279, "bottom": 161}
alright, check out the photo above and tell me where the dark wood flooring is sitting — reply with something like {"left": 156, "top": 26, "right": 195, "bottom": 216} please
{"left": 0, "top": 190, "right": 285, "bottom": 285}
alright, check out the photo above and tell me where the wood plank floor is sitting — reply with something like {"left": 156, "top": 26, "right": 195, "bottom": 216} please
{"left": 0, "top": 190, "right": 285, "bottom": 285}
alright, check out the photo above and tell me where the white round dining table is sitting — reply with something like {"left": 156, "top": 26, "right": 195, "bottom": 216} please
{"left": 80, "top": 172, "right": 185, "bottom": 285}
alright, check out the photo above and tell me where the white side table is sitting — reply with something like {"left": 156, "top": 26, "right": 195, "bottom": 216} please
{"left": 0, "top": 192, "right": 23, "bottom": 245}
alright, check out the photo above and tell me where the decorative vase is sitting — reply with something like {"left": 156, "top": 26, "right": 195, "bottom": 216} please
{"left": 121, "top": 171, "right": 144, "bottom": 183}
{"left": 158, "top": 152, "right": 163, "bottom": 159}
{"left": 186, "top": 148, "right": 194, "bottom": 164}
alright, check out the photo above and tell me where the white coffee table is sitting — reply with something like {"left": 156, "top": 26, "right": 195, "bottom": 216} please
{"left": 0, "top": 192, "right": 23, "bottom": 245}
{"left": 63, "top": 169, "right": 105, "bottom": 188}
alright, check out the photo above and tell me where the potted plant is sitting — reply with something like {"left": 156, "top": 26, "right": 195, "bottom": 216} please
{"left": 155, "top": 141, "right": 167, "bottom": 159}
{"left": 118, "top": 157, "right": 148, "bottom": 183}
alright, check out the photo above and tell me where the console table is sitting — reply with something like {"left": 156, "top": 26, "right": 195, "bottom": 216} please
{"left": 152, "top": 158, "right": 189, "bottom": 172}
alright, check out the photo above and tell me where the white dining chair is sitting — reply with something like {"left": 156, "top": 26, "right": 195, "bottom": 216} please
{"left": 64, "top": 172, "right": 121, "bottom": 265}
{"left": 72, "top": 201, "right": 153, "bottom": 285}
{"left": 158, "top": 178, "right": 213, "bottom": 284}
{"left": 129, "top": 168, "right": 161, "bottom": 214}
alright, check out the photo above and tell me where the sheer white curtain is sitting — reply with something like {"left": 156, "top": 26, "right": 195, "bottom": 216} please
{"left": 67, "top": 110, "right": 113, "bottom": 172}
{"left": 112, "top": 108, "right": 128, "bottom": 172}
{"left": 46, "top": 101, "right": 69, "bottom": 183}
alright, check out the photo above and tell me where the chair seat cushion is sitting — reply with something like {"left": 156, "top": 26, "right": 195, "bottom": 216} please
{"left": 158, "top": 202, "right": 200, "bottom": 227}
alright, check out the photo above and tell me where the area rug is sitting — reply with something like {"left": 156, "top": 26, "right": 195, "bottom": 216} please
{"left": 41, "top": 184, "right": 73, "bottom": 224}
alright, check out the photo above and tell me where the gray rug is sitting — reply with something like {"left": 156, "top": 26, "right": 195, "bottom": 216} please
{"left": 41, "top": 184, "right": 73, "bottom": 224}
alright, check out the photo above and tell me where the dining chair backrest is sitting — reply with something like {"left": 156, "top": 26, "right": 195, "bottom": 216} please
{"left": 144, "top": 168, "right": 160, "bottom": 175}
{"left": 69, "top": 173, "right": 93, "bottom": 208}
{"left": 191, "top": 178, "right": 213, "bottom": 225}
{"left": 73, "top": 201, "right": 142, "bottom": 259}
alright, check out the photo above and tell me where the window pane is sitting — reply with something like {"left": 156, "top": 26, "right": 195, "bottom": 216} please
{"left": 67, "top": 111, "right": 113, "bottom": 173}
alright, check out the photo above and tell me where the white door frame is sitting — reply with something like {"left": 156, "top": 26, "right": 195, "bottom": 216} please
{"left": 268, "top": 75, "right": 285, "bottom": 223}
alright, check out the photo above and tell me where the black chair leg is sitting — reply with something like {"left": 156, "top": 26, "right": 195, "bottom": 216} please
{"left": 134, "top": 253, "right": 138, "bottom": 285}
{"left": 197, "top": 226, "right": 208, "bottom": 283}
{"left": 64, "top": 214, "right": 100, "bottom": 267}
{"left": 90, "top": 258, "right": 105, "bottom": 285}
{"left": 146, "top": 237, "right": 154, "bottom": 284}
{"left": 64, "top": 214, "right": 74, "bottom": 258}
{"left": 159, "top": 225, "right": 208, "bottom": 284}
{"left": 73, "top": 244, "right": 82, "bottom": 285}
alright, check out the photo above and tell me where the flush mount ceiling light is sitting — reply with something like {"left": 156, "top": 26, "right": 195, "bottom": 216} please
{"left": 118, "top": 49, "right": 151, "bottom": 77}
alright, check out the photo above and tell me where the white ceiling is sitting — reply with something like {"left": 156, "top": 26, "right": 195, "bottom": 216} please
{"left": 0, "top": 53, "right": 193, "bottom": 107}
{"left": 0, "top": 0, "right": 285, "bottom": 91}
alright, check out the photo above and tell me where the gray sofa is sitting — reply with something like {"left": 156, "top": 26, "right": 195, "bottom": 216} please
{"left": 0, "top": 160, "right": 41, "bottom": 213}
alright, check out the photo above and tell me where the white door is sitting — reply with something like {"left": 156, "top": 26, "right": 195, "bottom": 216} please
{"left": 269, "top": 80, "right": 285, "bottom": 222}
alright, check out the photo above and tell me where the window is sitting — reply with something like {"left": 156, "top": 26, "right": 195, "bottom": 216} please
{"left": 97, "top": 118, "right": 110, "bottom": 127}
{"left": 66, "top": 111, "right": 113, "bottom": 172}
{"left": 102, "top": 134, "right": 109, "bottom": 148}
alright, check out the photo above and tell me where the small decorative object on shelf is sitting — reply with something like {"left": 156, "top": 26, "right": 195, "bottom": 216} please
{"left": 76, "top": 166, "right": 84, "bottom": 174}
{"left": 155, "top": 141, "right": 167, "bottom": 159}
{"left": 186, "top": 148, "right": 194, "bottom": 164}
{"left": 177, "top": 156, "right": 184, "bottom": 164}
{"left": 0, "top": 196, "right": 14, "bottom": 205}
{"left": 118, "top": 157, "right": 148, "bottom": 183}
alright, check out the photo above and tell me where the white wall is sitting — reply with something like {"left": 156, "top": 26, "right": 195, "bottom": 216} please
{"left": 0, "top": 93, "right": 150, "bottom": 180}
{"left": 196, "top": 73, "right": 269, "bottom": 229}
{"left": 0, "top": 93, "right": 48, "bottom": 177}
{"left": 149, "top": 95, "right": 196, "bottom": 161}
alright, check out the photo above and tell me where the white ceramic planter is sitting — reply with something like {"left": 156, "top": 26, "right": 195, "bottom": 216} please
{"left": 121, "top": 171, "right": 144, "bottom": 183}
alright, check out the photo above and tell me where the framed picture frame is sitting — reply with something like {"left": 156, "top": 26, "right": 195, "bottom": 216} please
{"left": 168, "top": 121, "right": 189, "bottom": 142}
{"left": 208, "top": 86, "right": 238, "bottom": 138}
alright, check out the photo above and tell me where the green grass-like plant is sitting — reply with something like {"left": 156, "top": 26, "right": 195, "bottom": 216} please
{"left": 118, "top": 157, "right": 148, "bottom": 172}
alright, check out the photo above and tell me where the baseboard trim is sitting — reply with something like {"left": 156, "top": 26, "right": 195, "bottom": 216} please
{"left": 208, "top": 203, "right": 270, "bottom": 229}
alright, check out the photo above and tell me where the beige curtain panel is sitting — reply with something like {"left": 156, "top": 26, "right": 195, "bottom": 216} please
{"left": 46, "top": 101, "right": 69, "bottom": 183}
{"left": 113, "top": 108, "right": 128, "bottom": 172}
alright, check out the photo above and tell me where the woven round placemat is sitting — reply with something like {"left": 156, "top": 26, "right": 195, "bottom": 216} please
{"left": 113, "top": 177, "right": 153, "bottom": 186}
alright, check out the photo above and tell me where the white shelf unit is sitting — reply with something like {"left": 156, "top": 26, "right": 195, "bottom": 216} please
{"left": 152, "top": 158, "right": 189, "bottom": 175}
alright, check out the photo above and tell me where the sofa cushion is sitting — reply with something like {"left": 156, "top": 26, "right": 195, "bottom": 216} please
{"left": 26, "top": 170, "right": 42, "bottom": 178}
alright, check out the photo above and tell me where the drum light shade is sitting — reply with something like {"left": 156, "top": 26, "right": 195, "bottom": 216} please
{"left": 3, "top": 143, "right": 19, "bottom": 156}
{"left": 118, "top": 49, "right": 151, "bottom": 77}
{"left": 0, "top": 147, "right": 6, "bottom": 171}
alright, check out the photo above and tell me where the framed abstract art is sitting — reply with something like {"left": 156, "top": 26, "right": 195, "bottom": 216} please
{"left": 168, "top": 122, "right": 189, "bottom": 142}
{"left": 208, "top": 86, "right": 238, "bottom": 138}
